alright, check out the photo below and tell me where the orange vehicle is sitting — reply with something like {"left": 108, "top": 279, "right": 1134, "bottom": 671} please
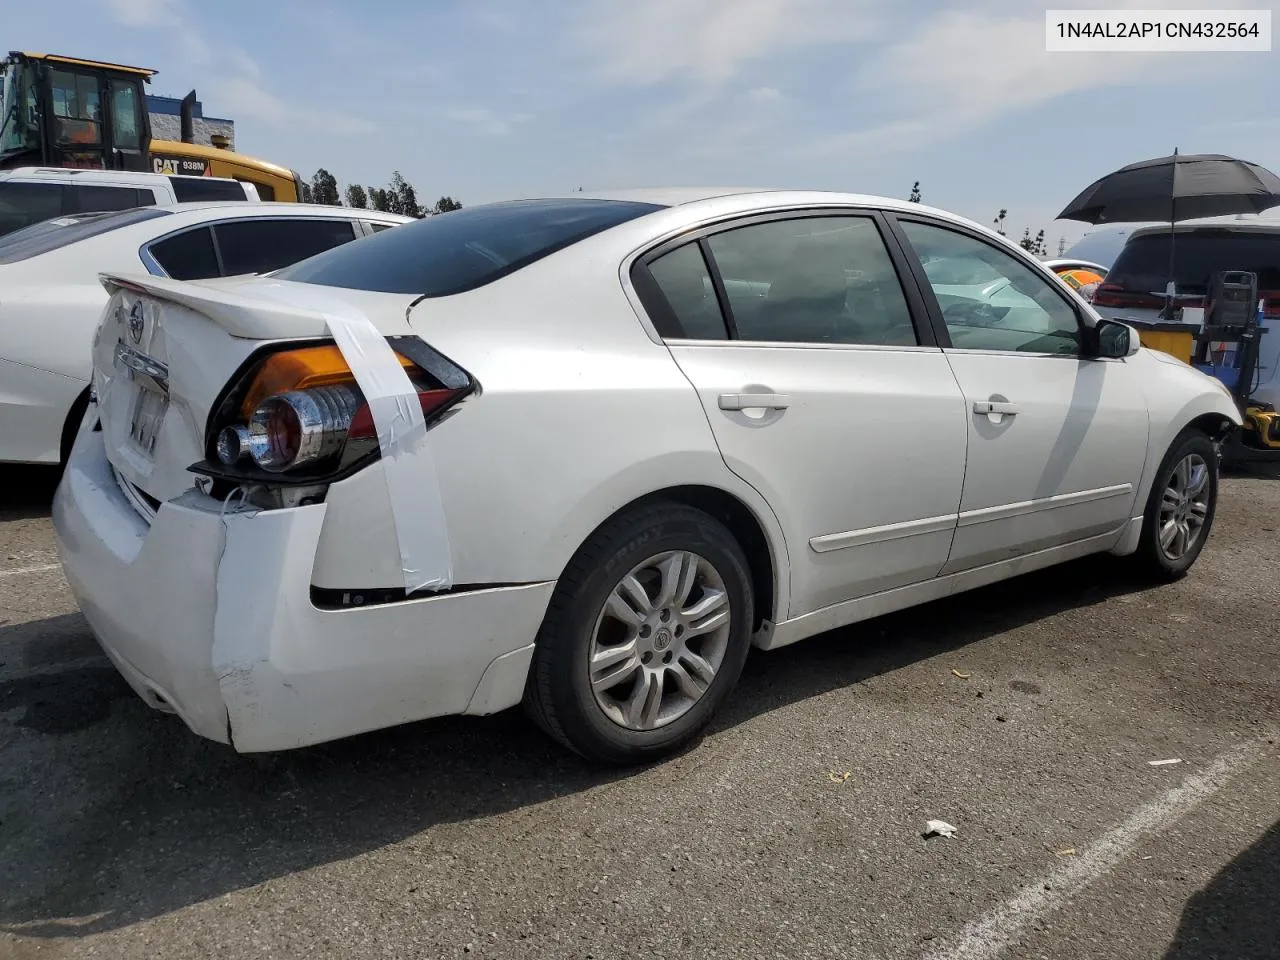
{"left": 1, "top": 51, "right": 304, "bottom": 201}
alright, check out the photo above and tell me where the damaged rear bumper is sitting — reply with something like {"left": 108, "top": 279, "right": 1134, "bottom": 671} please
{"left": 52, "top": 427, "right": 554, "bottom": 752}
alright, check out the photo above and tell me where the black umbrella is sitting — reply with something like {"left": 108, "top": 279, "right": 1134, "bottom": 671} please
{"left": 1058, "top": 151, "right": 1280, "bottom": 318}
{"left": 1057, "top": 151, "right": 1280, "bottom": 224}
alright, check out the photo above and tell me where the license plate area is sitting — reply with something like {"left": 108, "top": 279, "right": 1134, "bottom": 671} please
{"left": 113, "top": 340, "right": 171, "bottom": 458}
{"left": 128, "top": 383, "right": 168, "bottom": 455}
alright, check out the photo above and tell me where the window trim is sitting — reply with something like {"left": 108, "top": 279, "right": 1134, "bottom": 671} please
{"left": 629, "top": 207, "right": 940, "bottom": 349}
{"left": 883, "top": 212, "right": 1093, "bottom": 360}
{"left": 139, "top": 215, "right": 363, "bottom": 277}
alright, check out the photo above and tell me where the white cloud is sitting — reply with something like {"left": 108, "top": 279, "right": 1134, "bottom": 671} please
{"left": 209, "top": 77, "right": 377, "bottom": 138}
{"left": 573, "top": 0, "right": 882, "bottom": 85}
{"left": 442, "top": 107, "right": 536, "bottom": 137}
{"left": 807, "top": 7, "right": 1237, "bottom": 157}
{"left": 101, "top": 1, "right": 368, "bottom": 140}
{"left": 471, "top": 5, "right": 519, "bottom": 32}
{"left": 106, "top": 0, "right": 180, "bottom": 27}
{"left": 747, "top": 86, "right": 784, "bottom": 105}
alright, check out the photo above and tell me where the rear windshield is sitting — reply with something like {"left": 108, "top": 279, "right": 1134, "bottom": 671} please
{"left": 273, "top": 198, "right": 665, "bottom": 296}
{"left": 0, "top": 206, "right": 172, "bottom": 265}
{"left": 1107, "top": 230, "right": 1280, "bottom": 294}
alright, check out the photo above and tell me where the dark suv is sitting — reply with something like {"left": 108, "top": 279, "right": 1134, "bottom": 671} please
{"left": 1091, "top": 221, "right": 1280, "bottom": 323}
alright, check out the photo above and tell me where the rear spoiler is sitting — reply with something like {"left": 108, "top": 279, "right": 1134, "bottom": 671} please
{"left": 99, "top": 272, "right": 334, "bottom": 340}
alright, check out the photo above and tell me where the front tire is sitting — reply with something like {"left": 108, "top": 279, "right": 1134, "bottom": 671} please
{"left": 524, "top": 503, "right": 754, "bottom": 765}
{"left": 1132, "top": 429, "right": 1218, "bottom": 581}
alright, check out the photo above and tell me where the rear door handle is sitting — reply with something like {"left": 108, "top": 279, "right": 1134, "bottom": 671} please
{"left": 973, "top": 400, "right": 1019, "bottom": 416}
{"left": 718, "top": 393, "right": 790, "bottom": 411}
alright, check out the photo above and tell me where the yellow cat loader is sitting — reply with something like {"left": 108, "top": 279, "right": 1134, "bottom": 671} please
{"left": 0, "top": 51, "right": 304, "bottom": 201}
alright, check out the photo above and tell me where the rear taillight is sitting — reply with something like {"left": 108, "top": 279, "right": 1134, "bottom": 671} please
{"left": 201, "top": 338, "right": 473, "bottom": 482}
{"left": 217, "top": 384, "right": 363, "bottom": 472}
{"left": 1089, "top": 283, "right": 1125, "bottom": 307}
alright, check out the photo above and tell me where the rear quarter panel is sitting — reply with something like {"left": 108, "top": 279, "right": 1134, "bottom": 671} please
{"left": 314, "top": 249, "right": 791, "bottom": 618}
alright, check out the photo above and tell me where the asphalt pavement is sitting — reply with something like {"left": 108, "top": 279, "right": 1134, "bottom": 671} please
{"left": 1, "top": 464, "right": 1277, "bottom": 960}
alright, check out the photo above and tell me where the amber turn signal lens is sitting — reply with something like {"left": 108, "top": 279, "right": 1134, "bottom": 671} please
{"left": 238, "top": 345, "right": 414, "bottom": 418}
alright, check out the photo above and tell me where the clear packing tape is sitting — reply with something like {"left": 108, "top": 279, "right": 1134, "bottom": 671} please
{"left": 252, "top": 284, "right": 454, "bottom": 594}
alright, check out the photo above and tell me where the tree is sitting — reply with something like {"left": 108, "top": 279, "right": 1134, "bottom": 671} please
{"left": 993, "top": 209, "right": 1007, "bottom": 236}
{"left": 368, "top": 187, "right": 392, "bottom": 212}
{"left": 387, "top": 170, "right": 422, "bottom": 218}
{"left": 1019, "top": 227, "right": 1035, "bottom": 252}
{"left": 345, "top": 184, "right": 368, "bottom": 209}
{"left": 310, "top": 168, "right": 341, "bottom": 206}
{"left": 908, "top": 181, "right": 921, "bottom": 203}
{"left": 1034, "top": 229, "right": 1047, "bottom": 257}
{"left": 298, "top": 182, "right": 313, "bottom": 203}
{"left": 432, "top": 196, "right": 462, "bottom": 214}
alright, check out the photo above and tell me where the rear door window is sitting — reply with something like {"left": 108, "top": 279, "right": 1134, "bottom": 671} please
{"left": 704, "top": 215, "right": 919, "bottom": 345}
{"left": 273, "top": 198, "right": 665, "bottom": 296}
{"left": 65, "top": 184, "right": 149, "bottom": 215}
{"left": 214, "top": 218, "right": 358, "bottom": 276}
{"left": 0, "top": 181, "right": 66, "bottom": 236}
{"left": 148, "top": 226, "right": 220, "bottom": 280}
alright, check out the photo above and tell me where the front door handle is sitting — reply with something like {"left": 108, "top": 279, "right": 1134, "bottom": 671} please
{"left": 719, "top": 392, "right": 790, "bottom": 411}
{"left": 973, "top": 399, "right": 1019, "bottom": 416}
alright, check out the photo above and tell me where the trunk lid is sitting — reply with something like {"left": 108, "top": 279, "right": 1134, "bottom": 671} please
{"left": 91, "top": 273, "right": 421, "bottom": 507}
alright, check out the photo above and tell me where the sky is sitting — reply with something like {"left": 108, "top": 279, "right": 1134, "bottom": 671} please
{"left": 8, "top": 0, "right": 1279, "bottom": 247}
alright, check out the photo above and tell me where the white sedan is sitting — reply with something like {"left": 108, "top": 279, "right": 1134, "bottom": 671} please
{"left": 53, "top": 189, "right": 1241, "bottom": 765}
{"left": 0, "top": 202, "right": 410, "bottom": 465}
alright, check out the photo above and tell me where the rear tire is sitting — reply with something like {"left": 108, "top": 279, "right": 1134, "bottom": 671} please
{"left": 1131, "top": 429, "right": 1218, "bottom": 582}
{"left": 524, "top": 502, "right": 754, "bottom": 765}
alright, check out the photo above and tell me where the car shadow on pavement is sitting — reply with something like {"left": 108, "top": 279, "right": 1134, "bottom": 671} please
{"left": 1162, "top": 819, "right": 1280, "bottom": 960}
{"left": 0, "top": 466, "right": 61, "bottom": 521}
{"left": 0, "top": 555, "right": 1150, "bottom": 940}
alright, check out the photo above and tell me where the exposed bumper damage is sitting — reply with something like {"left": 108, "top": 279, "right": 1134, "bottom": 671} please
{"left": 53, "top": 424, "right": 553, "bottom": 752}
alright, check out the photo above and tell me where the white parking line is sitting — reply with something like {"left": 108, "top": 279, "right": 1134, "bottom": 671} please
{"left": 0, "top": 562, "right": 61, "bottom": 578}
{"left": 921, "top": 738, "right": 1272, "bottom": 960}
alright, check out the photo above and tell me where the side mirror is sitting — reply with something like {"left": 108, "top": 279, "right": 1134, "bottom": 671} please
{"left": 1095, "top": 318, "right": 1141, "bottom": 359}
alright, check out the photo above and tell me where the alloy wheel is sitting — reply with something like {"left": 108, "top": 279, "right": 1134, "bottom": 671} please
{"left": 1158, "top": 452, "right": 1211, "bottom": 561}
{"left": 587, "top": 550, "right": 732, "bottom": 731}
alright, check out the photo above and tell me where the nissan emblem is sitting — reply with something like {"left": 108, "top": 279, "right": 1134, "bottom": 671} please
{"left": 128, "top": 301, "right": 146, "bottom": 344}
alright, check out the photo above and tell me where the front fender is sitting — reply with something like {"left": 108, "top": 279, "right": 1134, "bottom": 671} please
{"left": 1134, "top": 349, "right": 1241, "bottom": 508}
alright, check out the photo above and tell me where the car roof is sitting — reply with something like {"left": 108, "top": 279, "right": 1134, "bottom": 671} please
{"left": 514, "top": 189, "right": 1016, "bottom": 257}
{"left": 534, "top": 187, "right": 962, "bottom": 218}
{"left": 1126, "top": 215, "right": 1280, "bottom": 239}
{"left": 0, "top": 166, "right": 245, "bottom": 187}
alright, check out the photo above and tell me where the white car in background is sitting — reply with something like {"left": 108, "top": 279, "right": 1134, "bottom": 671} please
{"left": 0, "top": 166, "right": 260, "bottom": 237}
{"left": 53, "top": 190, "right": 1240, "bottom": 765}
{"left": 0, "top": 203, "right": 410, "bottom": 465}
